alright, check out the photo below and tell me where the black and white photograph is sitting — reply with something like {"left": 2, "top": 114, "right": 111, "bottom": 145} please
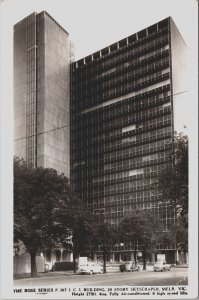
{"left": 0, "top": 0, "right": 198, "bottom": 299}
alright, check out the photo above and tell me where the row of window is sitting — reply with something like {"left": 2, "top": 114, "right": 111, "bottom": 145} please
{"left": 102, "top": 59, "right": 169, "bottom": 90}
{"left": 76, "top": 162, "right": 168, "bottom": 192}
{"left": 101, "top": 104, "right": 171, "bottom": 132}
{"left": 103, "top": 93, "right": 171, "bottom": 119}
{"left": 80, "top": 172, "right": 158, "bottom": 193}
{"left": 100, "top": 34, "right": 169, "bottom": 69}
{"left": 74, "top": 90, "right": 171, "bottom": 131}
{"left": 93, "top": 204, "right": 174, "bottom": 226}
{"left": 72, "top": 52, "right": 170, "bottom": 108}
{"left": 101, "top": 138, "right": 171, "bottom": 162}
{"left": 92, "top": 199, "right": 175, "bottom": 218}
{"left": 93, "top": 205, "right": 174, "bottom": 222}
{"left": 76, "top": 103, "right": 170, "bottom": 139}
{"left": 73, "top": 69, "right": 169, "bottom": 104}
{"left": 72, "top": 51, "right": 170, "bottom": 106}
{"left": 72, "top": 126, "right": 172, "bottom": 162}
{"left": 92, "top": 202, "right": 174, "bottom": 214}
{"left": 76, "top": 158, "right": 169, "bottom": 181}
{"left": 102, "top": 73, "right": 170, "bottom": 101}
{"left": 102, "top": 151, "right": 168, "bottom": 172}
{"left": 89, "top": 115, "right": 171, "bottom": 145}
{"left": 92, "top": 162, "right": 168, "bottom": 181}
{"left": 91, "top": 163, "right": 168, "bottom": 180}
{"left": 89, "top": 190, "right": 161, "bottom": 207}
{"left": 73, "top": 82, "right": 171, "bottom": 115}
{"left": 94, "top": 47, "right": 169, "bottom": 82}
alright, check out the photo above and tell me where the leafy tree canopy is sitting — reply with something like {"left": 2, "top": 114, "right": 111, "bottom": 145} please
{"left": 157, "top": 133, "right": 188, "bottom": 218}
{"left": 92, "top": 223, "right": 117, "bottom": 273}
{"left": 160, "top": 220, "right": 188, "bottom": 253}
{"left": 119, "top": 210, "right": 160, "bottom": 269}
{"left": 14, "top": 157, "right": 90, "bottom": 276}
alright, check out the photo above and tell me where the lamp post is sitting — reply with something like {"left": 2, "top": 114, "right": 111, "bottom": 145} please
{"left": 119, "top": 243, "right": 124, "bottom": 262}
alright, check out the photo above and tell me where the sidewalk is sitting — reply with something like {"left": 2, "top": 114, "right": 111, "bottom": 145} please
{"left": 14, "top": 271, "right": 75, "bottom": 280}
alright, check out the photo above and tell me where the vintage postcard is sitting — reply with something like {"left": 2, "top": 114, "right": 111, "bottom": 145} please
{"left": 0, "top": 0, "right": 198, "bottom": 299}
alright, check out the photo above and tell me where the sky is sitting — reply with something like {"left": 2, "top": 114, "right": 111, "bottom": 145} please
{"left": 0, "top": 0, "right": 198, "bottom": 297}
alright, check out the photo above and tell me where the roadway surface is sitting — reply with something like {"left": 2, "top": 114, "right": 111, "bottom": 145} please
{"left": 14, "top": 267, "right": 188, "bottom": 286}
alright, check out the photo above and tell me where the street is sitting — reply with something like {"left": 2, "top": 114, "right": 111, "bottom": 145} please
{"left": 14, "top": 267, "right": 188, "bottom": 286}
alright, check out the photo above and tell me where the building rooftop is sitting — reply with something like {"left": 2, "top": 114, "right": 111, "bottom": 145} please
{"left": 74, "top": 17, "right": 170, "bottom": 66}
{"left": 14, "top": 11, "right": 69, "bottom": 35}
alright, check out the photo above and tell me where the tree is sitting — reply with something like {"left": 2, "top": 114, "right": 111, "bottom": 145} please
{"left": 157, "top": 133, "right": 188, "bottom": 219}
{"left": 14, "top": 157, "right": 90, "bottom": 277}
{"left": 92, "top": 223, "right": 117, "bottom": 273}
{"left": 119, "top": 210, "right": 159, "bottom": 270}
{"left": 160, "top": 220, "right": 188, "bottom": 261}
{"left": 40, "top": 193, "right": 93, "bottom": 274}
{"left": 69, "top": 205, "right": 93, "bottom": 273}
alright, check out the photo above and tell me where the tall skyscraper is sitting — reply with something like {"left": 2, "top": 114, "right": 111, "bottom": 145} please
{"left": 14, "top": 11, "right": 71, "bottom": 175}
{"left": 71, "top": 17, "right": 187, "bottom": 262}
{"left": 14, "top": 13, "right": 187, "bottom": 264}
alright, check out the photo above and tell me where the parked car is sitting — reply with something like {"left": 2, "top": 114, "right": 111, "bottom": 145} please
{"left": 153, "top": 261, "right": 171, "bottom": 272}
{"left": 119, "top": 261, "right": 140, "bottom": 272}
{"left": 78, "top": 262, "right": 103, "bottom": 275}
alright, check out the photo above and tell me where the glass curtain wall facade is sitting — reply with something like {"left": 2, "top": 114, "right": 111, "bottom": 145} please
{"left": 14, "top": 11, "right": 71, "bottom": 175}
{"left": 71, "top": 18, "right": 187, "bottom": 262}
